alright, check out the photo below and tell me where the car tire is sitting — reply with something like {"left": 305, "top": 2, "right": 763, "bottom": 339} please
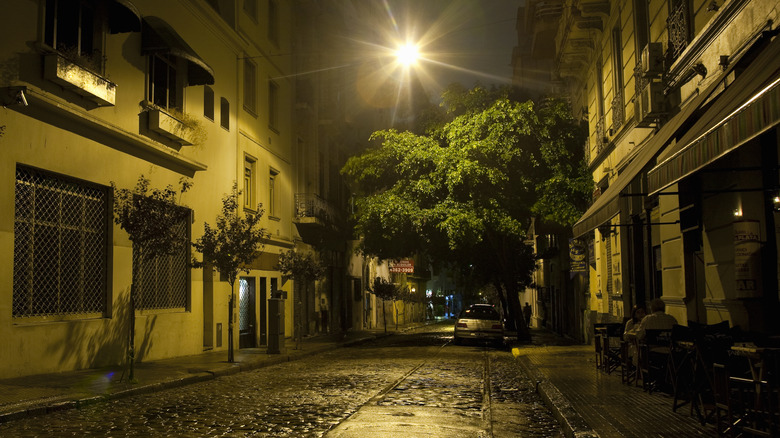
{"left": 453, "top": 336, "right": 462, "bottom": 345}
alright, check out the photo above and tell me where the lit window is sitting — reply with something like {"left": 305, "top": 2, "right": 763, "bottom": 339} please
{"left": 13, "top": 166, "right": 108, "bottom": 318}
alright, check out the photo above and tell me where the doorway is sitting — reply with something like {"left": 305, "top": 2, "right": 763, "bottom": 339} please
{"left": 239, "top": 277, "right": 256, "bottom": 348}
{"left": 259, "top": 277, "right": 267, "bottom": 345}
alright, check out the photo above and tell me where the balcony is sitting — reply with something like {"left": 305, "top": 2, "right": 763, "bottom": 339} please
{"left": 147, "top": 107, "right": 202, "bottom": 145}
{"left": 43, "top": 53, "right": 116, "bottom": 106}
{"left": 294, "top": 193, "right": 343, "bottom": 244}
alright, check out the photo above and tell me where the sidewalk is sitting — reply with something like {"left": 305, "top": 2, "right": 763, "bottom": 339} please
{"left": 0, "top": 323, "right": 425, "bottom": 424}
{"left": 511, "top": 328, "right": 717, "bottom": 438}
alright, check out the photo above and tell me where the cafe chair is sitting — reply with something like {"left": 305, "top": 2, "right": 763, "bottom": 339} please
{"left": 602, "top": 323, "right": 624, "bottom": 374}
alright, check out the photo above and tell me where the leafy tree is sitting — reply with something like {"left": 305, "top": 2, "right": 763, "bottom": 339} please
{"left": 276, "top": 249, "right": 326, "bottom": 348}
{"left": 112, "top": 176, "right": 192, "bottom": 381}
{"left": 192, "top": 183, "right": 269, "bottom": 363}
{"left": 368, "top": 277, "right": 399, "bottom": 334}
{"left": 342, "top": 86, "right": 590, "bottom": 339}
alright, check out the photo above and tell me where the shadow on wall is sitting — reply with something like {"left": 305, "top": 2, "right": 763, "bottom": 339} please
{"left": 41, "top": 286, "right": 156, "bottom": 373}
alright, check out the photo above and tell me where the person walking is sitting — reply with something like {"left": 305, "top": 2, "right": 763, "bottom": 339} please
{"left": 522, "top": 302, "right": 532, "bottom": 328}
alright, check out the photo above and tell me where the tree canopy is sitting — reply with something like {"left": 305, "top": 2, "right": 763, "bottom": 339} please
{"left": 341, "top": 85, "right": 591, "bottom": 335}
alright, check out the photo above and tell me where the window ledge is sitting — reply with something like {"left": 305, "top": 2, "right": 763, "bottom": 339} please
{"left": 8, "top": 83, "right": 207, "bottom": 175}
{"left": 269, "top": 215, "right": 280, "bottom": 222}
{"left": 146, "top": 105, "right": 200, "bottom": 145}
{"left": 43, "top": 53, "right": 116, "bottom": 106}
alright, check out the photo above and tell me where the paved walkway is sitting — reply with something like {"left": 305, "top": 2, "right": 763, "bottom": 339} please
{"left": 1, "top": 323, "right": 718, "bottom": 437}
{"left": 0, "top": 324, "right": 416, "bottom": 423}
{"left": 512, "top": 329, "right": 717, "bottom": 437}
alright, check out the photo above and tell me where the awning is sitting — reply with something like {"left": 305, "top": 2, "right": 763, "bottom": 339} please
{"left": 142, "top": 17, "right": 215, "bottom": 86}
{"left": 648, "top": 37, "right": 780, "bottom": 195}
{"left": 109, "top": 0, "right": 142, "bottom": 34}
{"left": 571, "top": 75, "right": 724, "bottom": 238}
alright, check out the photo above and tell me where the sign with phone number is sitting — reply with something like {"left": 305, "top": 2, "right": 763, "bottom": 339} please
{"left": 389, "top": 259, "right": 414, "bottom": 273}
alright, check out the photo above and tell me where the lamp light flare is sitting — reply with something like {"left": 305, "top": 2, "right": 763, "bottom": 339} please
{"left": 395, "top": 43, "right": 420, "bottom": 66}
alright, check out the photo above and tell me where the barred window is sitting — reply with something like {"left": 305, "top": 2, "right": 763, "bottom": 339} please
{"left": 133, "top": 207, "right": 190, "bottom": 310}
{"left": 13, "top": 166, "right": 108, "bottom": 318}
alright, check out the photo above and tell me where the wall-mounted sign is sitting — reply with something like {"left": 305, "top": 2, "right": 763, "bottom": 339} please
{"left": 570, "top": 239, "right": 587, "bottom": 273}
{"left": 734, "top": 220, "right": 761, "bottom": 298}
{"left": 389, "top": 259, "right": 414, "bottom": 273}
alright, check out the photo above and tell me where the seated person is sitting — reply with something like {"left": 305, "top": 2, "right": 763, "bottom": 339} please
{"left": 636, "top": 298, "right": 677, "bottom": 342}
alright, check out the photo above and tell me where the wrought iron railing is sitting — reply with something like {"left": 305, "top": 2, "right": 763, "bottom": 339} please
{"left": 611, "top": 88, "right": 624, "bottom": 132}
{"left": 667, "top": 0, "right": 690, "bottom": 61}
{"left": 295, "top": 193, "right": 341, "bottom": 224}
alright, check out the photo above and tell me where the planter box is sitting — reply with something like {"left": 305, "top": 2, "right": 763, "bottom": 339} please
{"left": 44, "top": 54, "right": 116, "bottom": 106}
{"left": 148, "top": 108, "right": 198, "bottom": 145}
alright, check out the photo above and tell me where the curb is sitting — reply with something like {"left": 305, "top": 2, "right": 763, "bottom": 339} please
{"left": 515, "top": 355, "right": 599, "bottom": 438}
{"left": 0, "top": 332, "right": 385, "bottom": 425}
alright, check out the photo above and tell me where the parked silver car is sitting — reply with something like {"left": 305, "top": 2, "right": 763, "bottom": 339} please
{"left": 453, "top": 304, "right": 504, "bottom": 346}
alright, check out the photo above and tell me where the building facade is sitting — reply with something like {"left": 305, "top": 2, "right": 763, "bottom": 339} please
{"left": 0, "top": 0, "right": 302, "bottom": 378}
{"left": 515, "top": 0, "right": 780, "bottom": 337}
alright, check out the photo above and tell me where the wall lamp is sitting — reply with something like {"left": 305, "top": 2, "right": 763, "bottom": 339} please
{"left": 1, "top": 86, "right": 28, "bottom": 107}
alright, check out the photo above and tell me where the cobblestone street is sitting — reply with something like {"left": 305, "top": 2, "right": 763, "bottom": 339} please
{"left": 0, "top": 324, "right": 561, "bottom": 437}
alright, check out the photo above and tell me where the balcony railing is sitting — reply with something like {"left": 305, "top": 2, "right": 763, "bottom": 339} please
{"left": 294, "top": 193, "right": 341, "bottom": 224}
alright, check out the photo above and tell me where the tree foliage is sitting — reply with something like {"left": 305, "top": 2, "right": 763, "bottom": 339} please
{"left": 111, "top": 175, "right": 192, "bottom": 381}
{"left": 342, "top": 85, "right": 591, "bottom": 336}
{"left": 368, "top": 277, "right": 400, "bottom": 333}
{"left": 191, "top": 182, "right": 269, "bottom": 362}
{"left": 191, "top": 183, "right": 269, "bottom": 287}
{"left": 276, "top": 249, "right": 326, "bottom": 283}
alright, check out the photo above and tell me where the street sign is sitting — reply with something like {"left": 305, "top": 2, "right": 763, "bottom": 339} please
{"left": 389, "top": 259, "right": 414, "bottom": 273}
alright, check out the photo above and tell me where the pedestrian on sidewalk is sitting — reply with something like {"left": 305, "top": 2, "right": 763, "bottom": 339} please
{"left": 523, "top": 302, "right": 532, "bottom": 328}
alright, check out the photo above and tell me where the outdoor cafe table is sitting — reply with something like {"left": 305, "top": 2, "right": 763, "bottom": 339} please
{"left": 729, "top": 344, "right": 780, "bottom": 433}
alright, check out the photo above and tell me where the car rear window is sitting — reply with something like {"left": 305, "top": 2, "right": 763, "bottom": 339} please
{"left": 462, "top": 307, "right": 499, "bottom": 320}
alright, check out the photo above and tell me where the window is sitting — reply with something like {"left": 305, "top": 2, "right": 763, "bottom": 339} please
{"left": 244, "top": 59, "right": 257, "bottom": 114}
{"left": 13, "top": 166, "right": 108, "bottom": 318}
{"left": 269, "top": 168, "right": 278, "bottom": 217}
{"left": 268, "top": 0, "right": 279, "bottom": 44}
{"left": 204, "top": 86, "right": 214, "bottom": 120}
{"left": 268, "top": 80, "right": 279, "bottom": 130}
{"left": 44, "top": 0, "right": 105, "bottom": 73}
{"left": 149, "top": 53, "right": 183, "bottom": 111}
{"left": 244, "top": 156, "right": 256, "bottom": 209}
{"left": 220, "top": 97, "right": 230, "bottom": 130}
{"left": 610, "top": 26, "right": 624, "bottom": 130}
{"left": 134, "top": 206, "right": 190, "bottom": 310}
{"left": 667, "top": 0, "right": 692, "bottom": 61}
{"left": 243, "top": 0, "right": 257, "bottom": 21}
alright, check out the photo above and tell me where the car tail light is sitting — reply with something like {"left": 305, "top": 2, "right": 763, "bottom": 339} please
{"left": 456, "top": 322, "right": 468, "bottom": 328}
{"left": 491, "top": 324, "right": 502, "bottom": 329}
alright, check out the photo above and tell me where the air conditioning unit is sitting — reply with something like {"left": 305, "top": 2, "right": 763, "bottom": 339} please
{"left": 641, "top": 43, "right": 664, "bottom": 77}
{"left": 636, "top": 81, "right": 665, "bottom": 126}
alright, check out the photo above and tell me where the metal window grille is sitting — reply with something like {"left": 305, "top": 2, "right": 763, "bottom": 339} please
{"left": 13, "top": 166, "right": 108, "bottom": 318}
{"left": 133, "top": 208, "right": 189, "bottom": 310}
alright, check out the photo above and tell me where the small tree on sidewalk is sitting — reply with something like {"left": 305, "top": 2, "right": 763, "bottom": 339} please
{"left": 368, "top": 277, "right": 399, "bottom": 334}
{"left": 276, "top": 249, "right": 325, "bottom": 349}
{"left": 192, "top": 183, "right": 269, "bottom": 363}
{"left": 112, "top": 176, "right": 192, "bottom": 382}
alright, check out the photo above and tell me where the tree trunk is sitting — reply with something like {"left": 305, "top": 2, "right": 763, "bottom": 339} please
{"left": 228, "top": 281, "right": 235, "bottom": 363}
{"left": 128, "top": 281, "right": 136, "bottom": 381}
{"left": 382, "top": 299, "right": 387, "bottom": 334}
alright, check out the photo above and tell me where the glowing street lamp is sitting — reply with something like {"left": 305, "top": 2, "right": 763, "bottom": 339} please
{"left": 395, "top": 42, "right": 420, "bottom": 67}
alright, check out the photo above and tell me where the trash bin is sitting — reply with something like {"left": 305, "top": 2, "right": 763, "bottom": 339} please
{"left": 267, "top": 297, "right": 285, "bottom": 354}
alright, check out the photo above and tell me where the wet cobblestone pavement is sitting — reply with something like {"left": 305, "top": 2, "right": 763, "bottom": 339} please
{"left": 0, "top": 326, "right": 562, "bottom": 437}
